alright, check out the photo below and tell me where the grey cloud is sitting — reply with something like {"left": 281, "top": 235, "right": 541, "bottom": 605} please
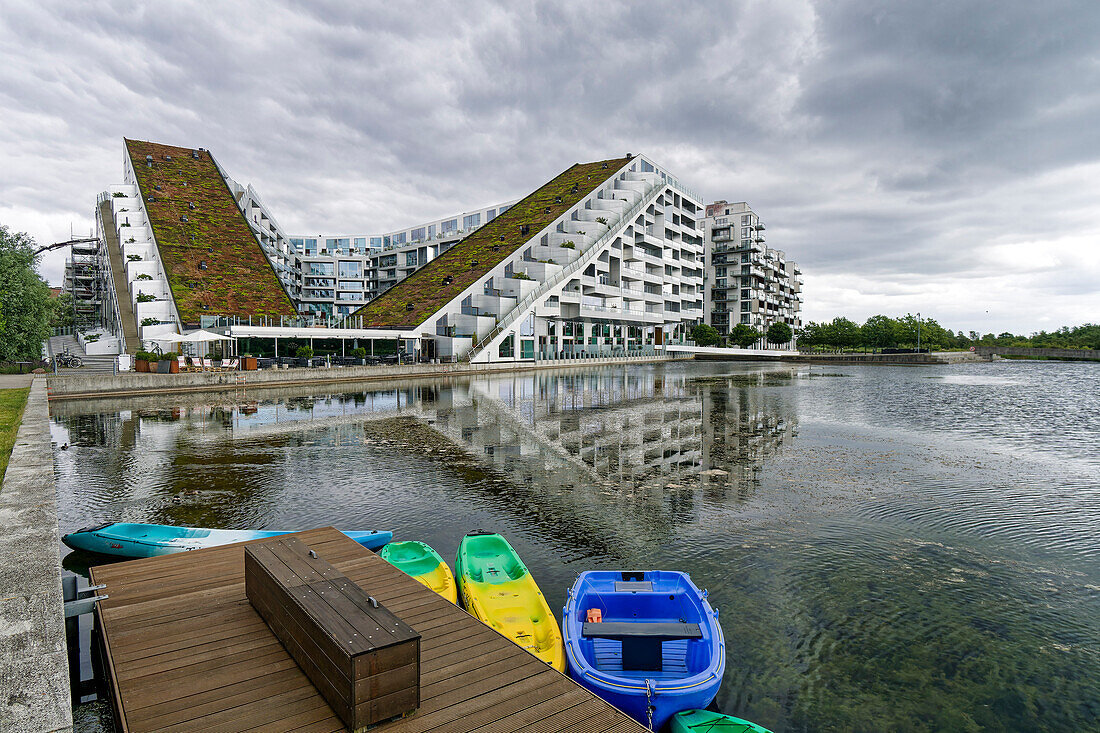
{"left": 1, "top": 0, "right": 1097, "bottom": 333}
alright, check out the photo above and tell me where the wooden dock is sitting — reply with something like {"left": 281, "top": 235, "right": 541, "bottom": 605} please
{"left": 90, "top": 527, "right": 648, "bottom": 732}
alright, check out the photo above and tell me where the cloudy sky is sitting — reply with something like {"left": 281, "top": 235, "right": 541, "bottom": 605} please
{"left": 2, "top": 1, "right": 1098, "bottom": 335}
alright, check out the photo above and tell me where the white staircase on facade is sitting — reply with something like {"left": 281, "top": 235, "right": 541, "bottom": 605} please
{"left": 466, "top": 174, "right": 668, "bottom": 363}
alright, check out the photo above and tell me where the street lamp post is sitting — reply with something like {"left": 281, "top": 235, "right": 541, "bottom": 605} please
{"left": 917, "top": 312, "right": 922, "bottom": 352}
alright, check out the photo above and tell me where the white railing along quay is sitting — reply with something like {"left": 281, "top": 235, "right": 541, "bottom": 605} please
{"left": 466, "top": 177, "right": 669, "bottom": 363}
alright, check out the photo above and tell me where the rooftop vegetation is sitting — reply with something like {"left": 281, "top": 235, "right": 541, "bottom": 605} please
{"left": 352, "top": 156, "right": 630, "bottom": 328}
{"left": 124, "top": 139, "right": 295, "bottom": 325}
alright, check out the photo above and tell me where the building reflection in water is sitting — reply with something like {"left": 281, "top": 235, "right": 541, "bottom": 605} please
{"left": 51, "top": 366, "right": 798, "bottom": 539}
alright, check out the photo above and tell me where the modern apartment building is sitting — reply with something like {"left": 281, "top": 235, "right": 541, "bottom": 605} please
{"left": 285, "top": 200, "right": 518, "bottom": 317}
{"left": 353, "top": 154, "right": 706, "bottom": 362}
{"left": 703, "top": 201, "right": 802, "bottom": 342}
{"left": 78, "top": 140, "right": 709, "bottom": 363}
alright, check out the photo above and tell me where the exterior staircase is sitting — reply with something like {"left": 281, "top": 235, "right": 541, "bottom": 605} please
{"left": 48, "top": 335, "right": 118, "bottom": 374}
{"left": 99, "top": 199, "right": 141, "bottom": 354}
{"left": 465, "top": 176, "right": 666, "bottom": 363}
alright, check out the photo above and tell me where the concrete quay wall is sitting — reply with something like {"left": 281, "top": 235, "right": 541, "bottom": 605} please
{"left": 47, "top": 354, "right": 687, "bottom": 399}
{"left": 976, "top": 346, "right": 1100, "bottom": 361}
{"left": 0, "top": 378, "right": 72, "bottom": 732}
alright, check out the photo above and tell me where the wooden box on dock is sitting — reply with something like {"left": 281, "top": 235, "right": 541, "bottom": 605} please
{"left": 244, "top": 536, "right": 421, "bottom": 731}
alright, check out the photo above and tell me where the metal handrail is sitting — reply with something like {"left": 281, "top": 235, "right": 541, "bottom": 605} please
{"left": 466, "top": 177, "right": 669, "bottom": 361}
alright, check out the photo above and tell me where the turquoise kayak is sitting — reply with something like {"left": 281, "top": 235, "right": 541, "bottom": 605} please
{"left": 670, "top": 710, "right": 774, "bottom": 732}
{"left": 61, "top": 522, "right": 392, "bottom": 559}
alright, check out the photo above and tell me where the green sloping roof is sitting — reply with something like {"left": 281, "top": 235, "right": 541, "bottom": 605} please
{"left": 351, "top": 156, "right": 631, "bottom": 329}
{"left": 125, "top": 139, "right": 296, "bottom": 324}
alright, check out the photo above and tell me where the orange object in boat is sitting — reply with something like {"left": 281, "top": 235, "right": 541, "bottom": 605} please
{"left": 586, "top": 608, "right": 602, "bottom": 623}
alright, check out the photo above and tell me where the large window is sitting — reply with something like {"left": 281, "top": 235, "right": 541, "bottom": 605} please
{"left": 369, "top": 237, "right": 383, "bottom": 248}
{"left": 338, "top": 280, "right": 364, "bottom": 290}
{"left": 338, "top": 261, "right": 361, "bottom": 278}
{"left": 463, "top": 213, "right": 481, "bottom": 230}
{"left": 411, "top": 227, "right": 426, "bottom": 242}
{"left": 406, "top": 252, "right": 418, "bottom": 267}
{"left": 307, "top": 262, "right": 334, "bottom": 276}
{"left": 486, "top": 209, "right": 496, "bottom": 222}
{"left": 394, "top": 232, "right": 406, "bottom": 245}
{"left": 442, "top": 219, "right": 457, "bottom": 233}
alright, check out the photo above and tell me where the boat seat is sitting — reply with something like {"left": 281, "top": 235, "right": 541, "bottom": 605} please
{"left": 582, "top": 621, "right": 702, "bottom": 671}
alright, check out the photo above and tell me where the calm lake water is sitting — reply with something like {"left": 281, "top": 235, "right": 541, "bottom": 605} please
{"left": 52, "top": 361, "right": 1099, "bottom": 732}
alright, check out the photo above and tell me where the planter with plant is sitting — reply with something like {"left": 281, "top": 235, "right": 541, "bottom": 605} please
{"left": 511, "top": 272, "right": 532, "bottom": 280}
{"left": 112, "top": 191, "right": 126, "bottom": 198}
{"left": 158, "top": 351, "right": 179, "bottom": 374}
{"left": 140, "top": 317, "right": 161, "bottom": 327}
{"left": 240, "top": 353, "right": 258, "bottom": 371}
{"left": 560, "top": 240, "right": 575, "bottom": 249}
{"left": 127, "top": 254, "right": 142, "bottom": 261}
{"left": 136, "top": 293, "right": 156, "bottom": 303}
{"left": 351, "top": 347, "right": 368, "bottom": 365}
{"left": 295, "top": 345, "right": 313, "bottom": 366}
{"left": 136, "top": 273, "right": 153, "bottom": 281}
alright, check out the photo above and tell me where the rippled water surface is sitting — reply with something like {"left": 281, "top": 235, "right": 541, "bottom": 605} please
{"left": 52, "top": 361, "right": 1100, "bottom": 732}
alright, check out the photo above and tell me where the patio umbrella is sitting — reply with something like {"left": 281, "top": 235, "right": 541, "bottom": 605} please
{"left": 177, "top": 329, "right": 235, "bottom": 342}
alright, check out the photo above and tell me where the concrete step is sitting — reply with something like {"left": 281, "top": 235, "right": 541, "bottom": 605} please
{"left": 57, "top": 354, "right": 118, "bottom": 375}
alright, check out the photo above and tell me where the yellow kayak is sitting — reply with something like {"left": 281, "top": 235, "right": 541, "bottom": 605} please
{"left": 456, "top": 531, "right": 565, "bottom": 672}
{"left": 380, "top": 541, "right": 458, "bottom": 604}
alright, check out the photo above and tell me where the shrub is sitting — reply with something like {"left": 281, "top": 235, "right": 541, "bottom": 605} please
{"left": 141, "top": 317, "right": 160, "bottom": 327}
{"left": 83, "top": 333, "right": 100, "bottom": 343}
{"left": 136, "top": 293, "right": 156, "bottom": 303}
{"left": 560, "top": 241, "right": 576, "bottom": 249}
{"left": 511, "top": 272, "right": 532, "bottom": 280}
{"left": 127, "top": 254, "right": 141, "bottom": 261}
{"left": 112, "top": 192, "right": 126, "bottom": 197}
{"left": 295, "top": 346, "right": 314, "bottom": 358}
{"left": 159, "top": 352, "right": 177, "bottom": 361}
{"left": 134, "top": 350, "right": 158, "bottom": 362}
{"left": 136, "top": 273, "right": 153, "bottom": 281}
{"left": 352, "top": 347, "right": 367, "bottom": 358}
{"left": 595, "top": 216, "right": 608, "bottom": 226}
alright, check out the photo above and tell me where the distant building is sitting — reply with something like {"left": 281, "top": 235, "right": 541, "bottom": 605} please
{"left": 283, "top": 200, "right": 518, "bottom": 318}
{"left": 703, "top": 201, "right": 802, "bottom": 344}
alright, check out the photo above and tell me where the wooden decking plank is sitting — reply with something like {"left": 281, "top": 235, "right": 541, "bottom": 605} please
{"left": 116, "top": 632, "right": 281, "bottom": 682}
{"left": 420, "top": 643, "right": 528, "bottom": 686}
{"left": 383, "top": 668, "right": 560, "bottom": 732}
{"left": 123, "top": 649, "right": 296, "bottom": 709}
{"left": 133, "top": 667, "right": 307, "bottom": 729}
{"left": 130, "top": 664, "right": 306, "bottom": 722}
{"left": 420, "top": 651, "right": 536, "bottom": 703}
{"left": 465, "top": 689, "right": 593, "bottom": 733}
{"left": 160, "top": 684, "right": 330, "bottom": 733}
{"left": 113, "top": 612, "right": 267, "bottom": 662}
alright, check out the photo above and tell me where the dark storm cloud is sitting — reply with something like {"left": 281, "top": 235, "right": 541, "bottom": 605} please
{"left": 1, "top": 0, "right": 1097, "bottom": 333}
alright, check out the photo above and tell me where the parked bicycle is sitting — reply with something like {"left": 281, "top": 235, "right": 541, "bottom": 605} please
{"left": 55, "top": 352, "right": 83, "bottom": 369}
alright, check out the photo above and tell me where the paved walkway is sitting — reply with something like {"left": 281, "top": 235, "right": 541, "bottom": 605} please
{"left": 0, "top": 374, "right": 33, "bottom": 389}
{"left": 0, "top": 377, "right": 72, "bottom": 732}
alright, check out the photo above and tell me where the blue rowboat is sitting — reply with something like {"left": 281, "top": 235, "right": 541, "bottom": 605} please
{"left": 61, "top": 522, "right": 392, "bottom": 559}
{"left": 563, "top": 570, "right": 724, "bottom": 731}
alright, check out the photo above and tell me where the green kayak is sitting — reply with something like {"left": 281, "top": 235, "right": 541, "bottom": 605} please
{"left": 670, "top": 709, "right": 774, "bottom": 733}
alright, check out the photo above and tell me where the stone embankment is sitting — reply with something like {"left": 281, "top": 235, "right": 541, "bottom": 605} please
{"left": 975, "top": 346, "right": 1100, "bottom": 361}
{"left": 0, "top": 377, "right": 72, "bottom": 732}
{"left": 47, "top": 354, "right": 687, "bottom": 399}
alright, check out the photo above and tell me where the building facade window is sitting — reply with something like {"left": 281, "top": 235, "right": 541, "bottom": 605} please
{"left": 442, "top": 219, "right": 457, "bottom": 233}
{"left": 463, "top": 213, "right": 481, "bottom": 229}
{"left": 338, "top": 261, "right": 361, "bottom": 278}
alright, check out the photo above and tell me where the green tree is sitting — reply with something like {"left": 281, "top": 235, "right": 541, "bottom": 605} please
{"left": 730, "top": 323, "right": 762, "bottom": 348}
{"left": 797, "top": 322, "right": 826, "bottom": 349}
{"left": 51, "top": 291, "right": 74, "bottom": 329}
{"left": 0, "top": 225, "right": 52, "bottom": 362}
{"left": 689, "top": 323, "right": 720, "bottom": 347}
{"left": 861, "top": 315, "right": 897, "bottom": 348}
{"left": 829, "top": 317, "right": 862, "bottom": 349}
{"left": 766, "top": 321, "right": 793, "bottom": 346}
